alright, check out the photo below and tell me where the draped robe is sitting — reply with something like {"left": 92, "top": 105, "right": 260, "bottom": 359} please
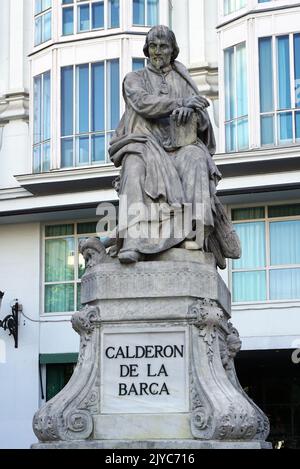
{"left": 109, "top": 61, "right": 240, "bottom": 266}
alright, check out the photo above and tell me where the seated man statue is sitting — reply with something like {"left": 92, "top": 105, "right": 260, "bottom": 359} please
{"left": 109, "top": 25, "right": 240, "bottom": 267}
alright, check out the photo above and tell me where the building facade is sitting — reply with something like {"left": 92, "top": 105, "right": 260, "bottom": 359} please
{"left": 0, "top": 0, "right": 299, "bottom": 448}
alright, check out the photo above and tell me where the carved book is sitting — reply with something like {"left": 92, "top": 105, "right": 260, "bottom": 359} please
{"left": 170, "top": 112, "right": 198, "bottom": 148}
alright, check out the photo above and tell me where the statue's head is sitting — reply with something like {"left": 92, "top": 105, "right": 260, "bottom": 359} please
{"left": 143, "top": 25, "right": 180, "bottom": 70}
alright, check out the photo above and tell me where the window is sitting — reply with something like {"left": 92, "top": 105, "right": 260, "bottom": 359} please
{"left": 132, "top": 58, "right": 147, "bottom": 71}
{"left": 62, "top": 0, "right": 119, "bottom": 35}
{"left": 259, "top": 34, "right": 300, "bottom": 146}
{"left": 46, "top": 363, "right": 76, "bottom": 400}
{"left": 44, "top": 222, "right": 98, "bottom": 313}
{"left": 61, "top": 59, "right": 120, "bottom": 168}
{"left": 232, "top": 204, "right": 300, "bottom": 302}
{"left": 224, "top": 42, "right": 249, "bottom": 152}
{"left": 133, "top": 0, "right": 159, "bottom": 26}
{"left": 35, "top": 0, "right": 52, "bottom": 45}
{"left": 33, "top": 71, "right": 51, "bottom": 173}
{"left": 224, "top": 0, "right": 246, "bottom": 15}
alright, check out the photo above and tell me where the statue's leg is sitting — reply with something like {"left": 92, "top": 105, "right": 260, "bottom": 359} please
{"left": 173, "top": 145, "right": 214, "bottom": 247}
{"left": 118, "top": 154, "right": 146, "bottom": 263}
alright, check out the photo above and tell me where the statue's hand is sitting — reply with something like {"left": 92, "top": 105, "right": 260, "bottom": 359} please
{"left": 184, "top": 95, "right": 209, "bottom": 111}
{"left": 172, "top": 107, "right": 194, "bottom": 126}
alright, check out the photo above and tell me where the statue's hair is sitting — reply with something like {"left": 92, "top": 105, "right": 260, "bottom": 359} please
{"left": 143, "top": 25, "right": 180, "bottom": 63}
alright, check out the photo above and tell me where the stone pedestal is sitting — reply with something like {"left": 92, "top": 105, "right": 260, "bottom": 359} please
{"left": 32, "top": 249, "right": 271, "bottom": 449}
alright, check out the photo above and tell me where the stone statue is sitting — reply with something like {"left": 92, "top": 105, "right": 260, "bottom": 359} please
{"left": 109, "top": 25, "right": 241, "bottom": 267}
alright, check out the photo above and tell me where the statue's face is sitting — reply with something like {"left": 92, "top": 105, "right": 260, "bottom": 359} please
{"left": 148, "top": 35, "right": 172, "bottom": 71}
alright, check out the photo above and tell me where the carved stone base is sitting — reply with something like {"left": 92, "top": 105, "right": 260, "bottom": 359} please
{"left": 32, "top": 249, "right": 270, "bottom": 448}
{"left": 32, "top": 439, "right": 272, "bottom": 449}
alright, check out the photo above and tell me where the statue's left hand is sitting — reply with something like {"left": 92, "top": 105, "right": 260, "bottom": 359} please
{"left": 172, "top": 107, "right": 194, "bottom": 126}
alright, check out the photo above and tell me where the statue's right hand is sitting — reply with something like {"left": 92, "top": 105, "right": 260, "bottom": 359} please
{"left": 184, "top": 96, "right": 209, "bottom": 111}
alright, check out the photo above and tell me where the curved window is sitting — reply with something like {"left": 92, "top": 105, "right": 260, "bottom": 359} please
{"left": 62, "top": 0, "right": 120, "bottom": 36}
{"left": 61, "top": 59, "right": 120, "bottom": 168}
{"left": 33, "top": 71, "right": 51, "bottom": 173}
{"left": 34, "top": 0, "right": 52, "bottom": 45}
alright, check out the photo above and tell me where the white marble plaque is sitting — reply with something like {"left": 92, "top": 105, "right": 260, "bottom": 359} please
{"left": 101, "top": 328, "right": 188, "bottom": 414}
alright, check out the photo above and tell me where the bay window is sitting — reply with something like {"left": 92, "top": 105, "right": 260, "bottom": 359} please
{"left": 224, "top": 42, "right": 249, "bottom": 152}
{"left": 224, "top": 0, "right": 246, "bottom": 16}
{"left": 133, "top": 0, "right": 159, "bottom": 26}
{"left": 33, "top": 71, "right": 51, "bottom": 173}
{"left": 44, "top": 222, "right": 98, "bottom": 313}
{"left": 61, "top": 59, "right": 120, "bottom": 168}
{"left": 35, "top": 0, "right": 52, "bottom": 45}
{"left": 259, "top": 34, "right": 300, "bottom": 146}
{"left": 62, "top": 0, "right": 120, "bottom": 35}
{"left": 232, "top": 204, "right": 300, "bottom": 303}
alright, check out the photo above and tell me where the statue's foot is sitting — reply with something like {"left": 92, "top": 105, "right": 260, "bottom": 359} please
{"left": 118, "top": 249, "right": 141, "bottom": 264}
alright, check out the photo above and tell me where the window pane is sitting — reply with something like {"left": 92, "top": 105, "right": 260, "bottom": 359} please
{"left": 224, "top": 47, "right": 235, "bottom": 121}
{"left": 33, "top": 146, "right": 41, "bottom": 173}
{"left": 233, "top": 271, "right": 267, "bottom": 302}
{"left": 43, "top": 71, "right": 51, "bottom": 141}
{"left": 225, "top": 122, "right": 235, "bottom": 152}
{"left": 76, "top": 136, "right": 89, "bottom": 165}
{"left": 35, "top": 0, "right": 42, "bottom": 15}
{"left": 270, "top": 269, "right": 300, "bottom": 300}
{"left": 35, "top": 16, "right": 42, "bottom": 46}
{"left": 277, "top": 36, "right": 291, "bottom": 110}
{"left": 61, "top": 138, "right": 74, "bottom": 167}
{"left": 133, "top": 58, "right": 145, "bottom": 71}
{"left": 92, "top": 62, "right": 105, "bottom": 131}
{"left": 43, "top": 142, "right": 51, "bottom": 172}
{"left": 92, "top": 2, "right": 104, "bottom": 29}
{"left": 78, "top": 4, "right": 90, "bottom": 31}
{"left": 107, "top": 59, "right": 120, "bottom": 130}
{"left": 45, "top": 238, "right": 75, "bottom": 282}
{"left": 42, "top": 0, "right": 51, "bottom": 10}
{"left": 45, "top": 224, "right": 74, "bottom": 237}
{"left": 63, "top": 7, "right": 74, "bottom": 35}
{"left": 270, "top": 221, "right": 300, "bottom": 265}
{"left": 259, "top": 37, "right": 274, "bottom": 113}
{"left": 76, "top": 64, "right": 89, "bottom": 134}
{"left": 92, "top": 134, "right": 105, "bottom": 163}
{"left": 294, "top": 34, "right": 300, "bottom": 108}
{"left": 147, "top": 0, "right": 159, "bottom": 26}
{"left": 278, "top": 112, "right": 293, "bottom": 144}
{"left": 109, "top": 0, "right": 120, "bottom": 28}
{"left": 233, "top": 222, "right": 266, "bottom": 269}
{"left": 232, "top": 207, "right": 265, "bottom": 221}
{"left": 45, "top": 284, "right": 74, "bottom": 313}
{"left": 296, "top": 111, "right": 300, "bottom": 140}
{"left": 77, "top": 222, "right": 97, "bottom": 234}
{"left": 236, "top": 43, "right": 247, "bottom": 117}
{"left": 61, "top": 66, "right": 73, "bottom": 136}
{"left": 269, "top": 204, "right": 300, "bottom": 218}
{"left": 43, "top": 11, "right": 52, "bottom": 42}
{"left": 237, "top": 118, "right": 249, "bottom": 150}
{"left": 34, "top": 76, "right": 42, "bottom": 144}
{"left": 133, "top": 0, "right": 145, "bottom": 25}
{"left": 261, "top": 114, "right": 274, "bottom": 146}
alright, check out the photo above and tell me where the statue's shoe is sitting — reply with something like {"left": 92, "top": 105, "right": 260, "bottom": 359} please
{"left": 118, "top": 249, "right": 141, "bottom": 264}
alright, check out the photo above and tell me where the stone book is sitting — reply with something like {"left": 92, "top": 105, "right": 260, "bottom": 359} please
{"left": 170, "top": 112, "right": 198, "bottom": 148}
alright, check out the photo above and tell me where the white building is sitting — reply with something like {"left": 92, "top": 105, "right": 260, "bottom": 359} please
{"left": 0, "top": 0, "right": 299, "bottom": 449}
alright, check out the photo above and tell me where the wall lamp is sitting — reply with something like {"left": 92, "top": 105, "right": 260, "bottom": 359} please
{"left": 0, "top": 292, "right": 21, "bottom": 348}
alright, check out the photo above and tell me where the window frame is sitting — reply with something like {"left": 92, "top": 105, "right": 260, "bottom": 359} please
{"left": 34, "top": 0, "right": 52, "bottom": 46}
{"left": 132, "top": 0, "right": 160, "bottom": 27}
{"left": 231, "top": 203, "right": 300, "bottom": 304}
{"left": 224, "top": 41, "right": 249, "bottom": 152}
{"left": 258, "top": 32, "right": 300, "bottom": 147}
{"left": 42, "top": 221, "right": 98, "bottom": 315}
{"left": 33, "top": 70, "right": 51, "bottom": 173}
{"left": 61, "top": 0, "right": 120, "bottom": 36}
{"left": 60, "top": 58, "right": 120, "bottom": 169}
